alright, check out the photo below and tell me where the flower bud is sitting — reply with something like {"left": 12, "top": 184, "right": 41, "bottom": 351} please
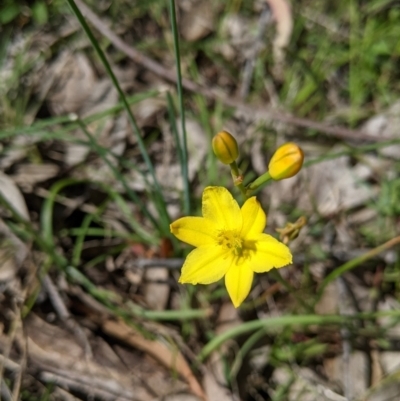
{"left": 268, "top": 142, "right": 304, "bottom": 180}
{"left": 212, "top": 131, "right": 239, "bottom": 165}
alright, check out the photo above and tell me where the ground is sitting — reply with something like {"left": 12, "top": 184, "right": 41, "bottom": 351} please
{"left": 1, "top": 0, "right": 400, "bottom": 400}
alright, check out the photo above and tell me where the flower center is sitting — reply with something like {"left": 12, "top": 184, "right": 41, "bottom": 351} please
{"left": 216, "top": 230, "right": 244, "bottom": 256}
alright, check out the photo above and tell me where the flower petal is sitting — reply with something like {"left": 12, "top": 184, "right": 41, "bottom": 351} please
{"left": 170, "top": 216, "right": 217, "bottom": 247}
{"left": 249, "top": 234, "right": 292, "bottom": 273}
{"left": 240, "top": 196, "right": 267, "bottom": 238}
{"left": 202, "top": 187, "right": 242, "bottom": 230}
{"left": 225, "top": 262, "right": 254, "bottom": 308}
{"left": 179, "top": 246, "right": 232, "bottom": 284}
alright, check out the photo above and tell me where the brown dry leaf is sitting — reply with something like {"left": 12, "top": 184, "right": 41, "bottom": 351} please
{"left": 12, "top": 163, "right": 60, "bottom": 192}
{"left": 181, "top": 0, "right": 215, "bottom": 42}
{"left": 131, "top": 96, "right": 166, "bottom": 127}
{"left": 23, "top": 314, "right": 154, "bottom": 401}
{"left": 362, "top": 100, "right": 400, "bottom": 159}
{"left": 324, "top": 352, "right": 368, "bottom": 399}
{"left": 0, "top": 171, "right": 30, "bottom": 220}
{"left": 101, "top": 318, "right": 206, "bottom": 400}
{"left": 266, "top": 0, "right": 293, "bottom": 79}
{"left": 47, "top": 52, "right": 96, "bottom": 115}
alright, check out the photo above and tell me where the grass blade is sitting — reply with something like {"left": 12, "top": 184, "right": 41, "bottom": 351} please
{"left": 65, "top": 0, "right": 171, "bottom": 235}
{"left": 168, "top": 0, "right": 190, "bottom": 215}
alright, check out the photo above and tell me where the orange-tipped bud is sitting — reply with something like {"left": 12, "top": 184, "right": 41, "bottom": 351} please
{"left": 268, "top": 142, "right": 304, "bottom": 180}
{"left": 212, "top": 131, "right": 239, "bottom": 165}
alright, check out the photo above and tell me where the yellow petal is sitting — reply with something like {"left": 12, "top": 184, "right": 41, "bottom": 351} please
{"left": 202, "top": 187, "right": 242, "bottom": 231}
{"left": 249, "top": 234, "right": 292, "bottom": 273}
{"left": 225, "top": 262, "right": 254, "bottom": 308}
{"left": 170, "top": 216, "right": 217, "bottom": 247}
{"left": 240, "top": 196, "right": 267, "bottom": 238}
{"left": 179, "top": 246, "right": 232, "bottom": 284}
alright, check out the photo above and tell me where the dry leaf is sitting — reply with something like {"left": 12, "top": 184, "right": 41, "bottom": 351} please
{"left": 101, "top": 318, "right": 206, "bottom": 400}
{"left": 362, "top": 100, "right": 400, "bottom": 159}
{"left": 12, "top": 163, "right": 60, "bottom": 192}
{"left": 23, "top": 314, "right": 152, "bottom": 401}
{"left": 0, "top": 171, "right": 30, "bottom": 220}
{"left": 324, "top": 353, "right": 368, "bottom": 399}
{"left": 181, "top": 0, "right": 215, "bottom": 42}
{"left": 47, "top": 52, "right": 96, "bottom": 115}
{"left": 266, "top": 0, "right": 293, "bottom": 78}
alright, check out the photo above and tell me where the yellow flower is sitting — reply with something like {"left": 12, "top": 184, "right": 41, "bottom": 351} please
{"left": 268, "top": 142, "right": 304, "bottom": 181}
{"left": 170, "top": 186, "right": 292, "bottom": 307}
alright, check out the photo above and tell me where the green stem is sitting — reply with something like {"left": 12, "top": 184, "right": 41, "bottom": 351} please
{"left": 198, "top": 314, "right": 346, "bottom": 361}
{"left": 128, "top": 302, "right": 212, "bottom": 321}
{"left": 198, "top": 309, "right": 400, "bottom": 362}
{"left": 246, "top": 171, "right": 272, "bottom": 196}
{"left": 168, "top": 0, "right": 190, "bottom": 215}
{"left": 314, "top": 235, "right": 400, "bottom": 306}
{"left": 66, "top": 0, "right": 170, "bottom": 235}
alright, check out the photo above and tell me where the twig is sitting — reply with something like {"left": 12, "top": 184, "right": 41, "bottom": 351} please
{"left": 39, "top": 371, "right": 134, "bottom": 401}
{"left": 43, "top": 275, "right": 93, "bottom": 357}
{"left": 0, "top": 356, "right": 20, "bottom": 373}
{"left": 74, "top": 0, "right": 386, "bottom": 143}
{"left": 135, "top": 258, "right": 183, "bottom": 269}
{"left": 43, "top": 275, "right": 70, "bottom": 321}
{"left": 1, "top": 381, "right": 12, "bottom": 401}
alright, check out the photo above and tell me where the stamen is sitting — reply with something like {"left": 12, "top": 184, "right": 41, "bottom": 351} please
{"left": 216, "top": 230, "right": 243, "bottom": 256}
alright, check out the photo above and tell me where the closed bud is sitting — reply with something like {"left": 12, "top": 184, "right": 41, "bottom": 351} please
{"left": 212, "top": 131, "right": 239, "bottom": 164}
{"left": 268, "top": 142, "right": 304, "bottom": 180}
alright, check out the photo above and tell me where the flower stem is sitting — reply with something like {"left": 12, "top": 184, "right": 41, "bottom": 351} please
{"left": 246, "top": 171, "right": 272, "bottom": 196}
{"left": 229, "top": 161, "right": 247, "bottom": 198}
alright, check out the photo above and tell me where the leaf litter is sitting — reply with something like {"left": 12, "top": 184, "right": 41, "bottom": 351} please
{"left": 1, "top": 1, "right": 400, "bottom": 400}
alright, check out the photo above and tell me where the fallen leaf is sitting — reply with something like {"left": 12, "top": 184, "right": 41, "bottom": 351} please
{"left": 102, "top": 318, "right": 206, "bottom": 400}
{"left": 266, "top": 0, "right": 293, "bottom": 79}
{"left": 23, "top": 314, "right": 152, "bottom": 401}
{"left": 0, "top": 171, "right": 30, "bottom": 220}
{"left": 12, "top": 163, "right": 60, "bottom": 192}
{"left": 362, "top": 100, "right": 400, "bottom": 159}
{"left": 181, "top": 0, "right": 215, "bottom": 42}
